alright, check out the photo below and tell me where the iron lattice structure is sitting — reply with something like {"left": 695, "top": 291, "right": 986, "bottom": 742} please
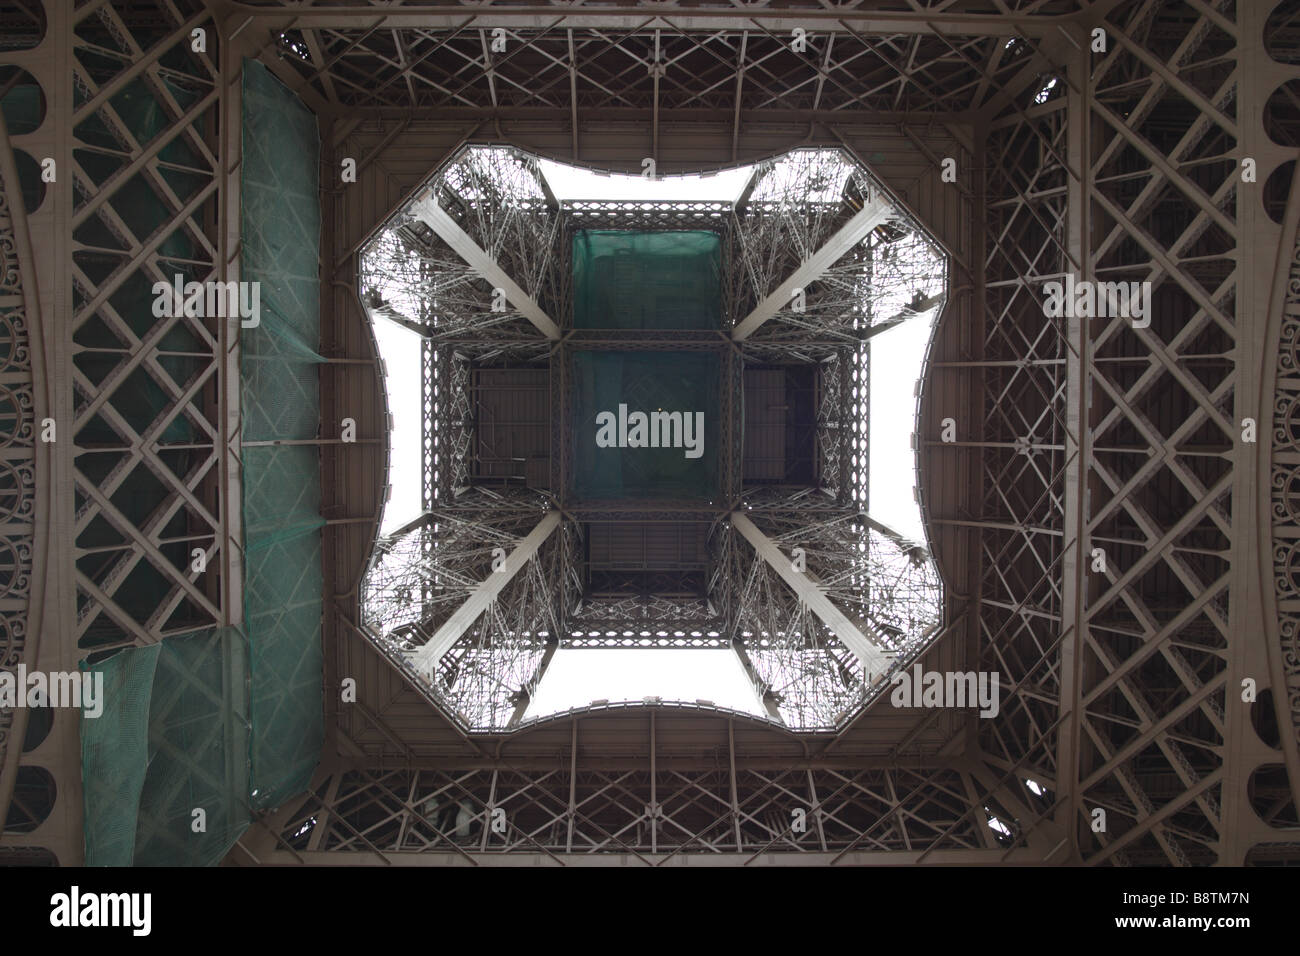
{"left": 1, "top": 0, "right": 1298, "bottom": 867}
{"left": 356, "top": 144, "right": 945, "bottom": 732}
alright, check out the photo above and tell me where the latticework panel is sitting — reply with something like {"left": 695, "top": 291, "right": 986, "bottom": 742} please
{"left": 69, "top": 0, "right": 229, "bottom": 650}
{"left": 263, "top": 754, "right": 1017, "bottom": 862}
{"left": 266, "top": 17, "right": 1072, "bottom": 117}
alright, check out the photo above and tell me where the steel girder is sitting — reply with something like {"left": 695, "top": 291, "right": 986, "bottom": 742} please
{"left": 232, "top": 712, "right": 1018, "bottom": 865}
{"left": 966, "top": 0, "right": 1300, "bottom": 866}
{"left": 2, "top": 0, "right": 1296, "bottom": 868}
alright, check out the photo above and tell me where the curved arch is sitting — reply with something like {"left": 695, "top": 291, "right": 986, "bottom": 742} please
{"left": 0, "top": 99, "right": 47, "bottom": 844}
{"left": 1262, "top": 160, "right": 1300, "bottom": 818}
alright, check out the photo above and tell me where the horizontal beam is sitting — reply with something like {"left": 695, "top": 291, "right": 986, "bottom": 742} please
{"left": 731, "top": 511, "right": 890, "bottom": 676}
{"left": 732, "top": 193, "right": 894, "bottom": 340}
{"left": 410, "top": 510, "right": 561, "bottom": 674}
{"left": 232, "top": 6, "right": 1059, "bottom": 35}
{"left": 410, "top": 193, "right": 561, "bottom": 340}
{"left": 330, "top": 107, "right": 982, "bottom": 126}
{"left": 250, "top": 846, "right": 1045, "bottom": 866}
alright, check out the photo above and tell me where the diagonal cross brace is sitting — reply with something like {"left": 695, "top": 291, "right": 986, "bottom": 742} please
{"left": 410, "top": 511, "right": 562, "bottom": 674}
{"left": 409, "top": 192, "right": 561, "bottom": 340}
{"left": 731, "top": 192, "right": 895, "bottom": 341}
{"left": 731, "top": 511, "right": 891, "bottom": 676}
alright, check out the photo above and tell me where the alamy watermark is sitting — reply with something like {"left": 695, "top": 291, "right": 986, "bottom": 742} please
{"left": 889, "top": 665, "right": 1000, "bottom": 718}
{"left": 1042, "top": 274, "right": 1151, "bottom": 328}
{"left": 0, "top": 666, "right": 104, "bottom": 718}
{"left": 151, "top": 274, "right": 261, "bottom": 328}
{"left": 595, "top": 404, "right": 705, "bottom": 459}
{"left": 50, "top": 887, "right": 150, "bottom": 936}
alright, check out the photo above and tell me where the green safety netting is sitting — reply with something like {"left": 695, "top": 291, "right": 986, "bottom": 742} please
{"left": 571, "top": 350, "right": 720, "bottom": 500}
{"left": 79, "top": 59, "right": 324, "bottom": 864}
{"left": 239, "top": 58, "right": 324, "bottom": 811}
{"left": 82, "top": 628, "right": 252, "bottom": 867}
{"left": 572, "top": 230, "right": 722, "bottom": 329}
{"left": 81, "top": 645, "right": 162, "bottom": 867}
{"left": 130, "top": 627, "right": 250, "bottom": 866}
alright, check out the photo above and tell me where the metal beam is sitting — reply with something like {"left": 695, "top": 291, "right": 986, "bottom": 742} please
{"left": 508, "top": 638, "right": 558, "bottom": 727}
{"left": 731, "top": 512, "right": 889, "bottom": 676}
{"left": 250, "top": 847, "right": 1048, "bottom": 866}
{"left": 1055, "top": 37, "right": 1089, "bottom": 851}
{"left": 409, "top": 192, "right": 561, "bottom": 340}
{"left": 233, "top": 7, "right": 1061, "bottom": 35}
{"left": 731, "top": 193, "right": 894, "bottom": 341}
{"left": 410, "top": 511, "right": 561, "bottom": 673}
{"left": 730, "top": 639, "right": 784, "bottom": 722}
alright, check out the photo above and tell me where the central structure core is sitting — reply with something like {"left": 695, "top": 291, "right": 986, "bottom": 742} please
{"left": 573, "top": 350, "right": 720, "bottom": 500}
{"left": 569, "top": 228, "right": 723, "bottom": 499}
{"left": 359, "top": 146, "right": 946, "bottom": 731}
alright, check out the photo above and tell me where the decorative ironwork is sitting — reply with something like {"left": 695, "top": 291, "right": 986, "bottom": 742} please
{"left": 1274, "top": 220, "right": 1300, "bottom": 750}
{"left": 0, "top": 161, "right": 35, "bottom": 783}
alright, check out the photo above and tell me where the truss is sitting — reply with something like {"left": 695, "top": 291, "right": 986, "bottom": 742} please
{"left": 724, "top": 497, "right": 942, "bottom": 728}
{"left": 242, "top": 741, "right": 1020, "bottom": 864}
{"left": 4, "top": 0, "right": 1298, "bottom": 868}
{"left": 731, "top": 149, "right": 945, "bottom": 350}
{"left": 320, "top": 0, "right": 1300, "bottom": 864}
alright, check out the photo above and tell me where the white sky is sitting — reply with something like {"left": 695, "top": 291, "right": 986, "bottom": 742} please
{"left": 538, "top": 159, "right": 754, "bottom": 203}
{"left": 371, "top": 156, "right": 937, "bottom": 720}
{"left": 869, "top": 307, "right": 933, "bottom": 543}
{"left": 526, "top": 649, "right": 762, "bottom": 718}
{"left": 374, "top": 317, "right": 423, "bottom": 536}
